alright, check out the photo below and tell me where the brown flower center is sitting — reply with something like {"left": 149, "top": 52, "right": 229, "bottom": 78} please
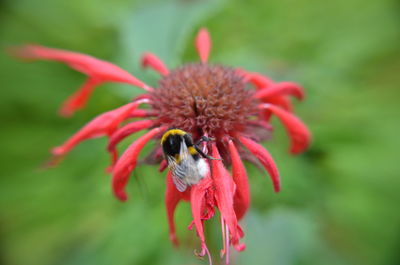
{"left": 151, "top": 63, "right": 257, "bottom": 137}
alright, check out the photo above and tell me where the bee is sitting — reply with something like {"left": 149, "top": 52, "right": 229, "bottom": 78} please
{"left": 161, "top": 128, "right": 216, "bottom": 192}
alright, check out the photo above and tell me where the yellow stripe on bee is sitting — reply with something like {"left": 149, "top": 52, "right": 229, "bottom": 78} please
{"left": 160, "top": 129, "right": 187, "bottom": 144}
{"left": 188, "top": 146, "right": 198, "bottom": 155}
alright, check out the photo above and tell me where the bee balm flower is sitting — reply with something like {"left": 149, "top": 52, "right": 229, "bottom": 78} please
{"left": 13, "top": 28, "right": 311, "bottom": 264}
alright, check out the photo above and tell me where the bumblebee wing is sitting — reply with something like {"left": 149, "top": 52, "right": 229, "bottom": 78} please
{"left": 167, "top": 156, "right": 188, "bottom": 192}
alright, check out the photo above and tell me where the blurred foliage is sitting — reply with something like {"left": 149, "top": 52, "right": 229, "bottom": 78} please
{"left": 0, "top": 0, "right": 399, "bottom": 265}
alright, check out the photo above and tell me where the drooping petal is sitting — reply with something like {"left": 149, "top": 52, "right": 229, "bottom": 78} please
{"left": 107, "top": 120, "right": 154, "bottom": 170}
{"left": 11, "top": 45, "right": 152, "bottom": 116}
{"left": 254, "top": 82, "right": 304, "bottom": 100}
{"left": 228, "top": 140, "right": 250, "bottom": 220}
{"left": 52, "top": 99, "right": 149, "bottom": 158}
{"left": 267, "top": 96, "right": 293, "bottom": 112}
{"left": 195, "top": 28, "right": 211, "bottom": 63}
{"left": 59, "top": 78, "right": 101, "bottom": 117}
{"left": 190, "top": 175, "right": 213, "bottom": 260}
{"left": 238, "top": 136, "right": 281, "bottom": 192}
{"left": 141, "top": 52, "right": 169, "bottom": 76}
{"left": 259, "top": 104, "right": 311, "bottom": 154}
{"left": 112, "top": 126, "right": 166, "bottom": 201}
{"left": 211, "top": 144, "right": 243, "bottom": 250}
{"left": 165, "top": 171, "right": 184, "bottom": 246}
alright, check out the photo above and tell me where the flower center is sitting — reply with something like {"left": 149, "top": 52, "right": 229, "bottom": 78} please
{"left": 151, "top": 63, "right": 257, "bottom": 137}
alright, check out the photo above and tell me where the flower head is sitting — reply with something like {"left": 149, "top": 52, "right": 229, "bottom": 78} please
{"left": 13, "top": 28, "right": 311, "bottom": 264}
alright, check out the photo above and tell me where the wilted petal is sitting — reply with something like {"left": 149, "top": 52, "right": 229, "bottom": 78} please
{"left": 195, "top": 28, "right": 211, "bottom": 63}
{"left": 211, "top": 144, "right": 241, "bottom": 248}
{"left": 228, "top": 140, "right": 250, "bottom": 220}
{"left": 107, "top": 120, "right": 154, "bottom": 168}
{"left": 165, "top": 171, "right": 186, "bottom": 246}
{"left": 141, "top": 52, "right": 169, "bottom": 76}
{"left": 52, "top": 100, "right": 148, "bottom": 158}
{"left": 112, "top": 126, "right": 166, "bottom": 201}
{"left": 238, "top": 136, "right": 281, "bottom": 192}
{"left": 259, "top": 104, "right": 311, "bottom": 154}
{"left": 190, "top": 175, "right": 213, "bottom": 257}
{"left": 255, "top": 82, "right": 304, "bottom": 100}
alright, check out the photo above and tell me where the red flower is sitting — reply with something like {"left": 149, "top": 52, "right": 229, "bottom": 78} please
{"left": 13, "top": 28, "right": 311, "bottom": 264}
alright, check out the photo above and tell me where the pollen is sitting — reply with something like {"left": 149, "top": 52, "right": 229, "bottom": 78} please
{"left": 151, "top": 63, "right": 257, "bottom": 136}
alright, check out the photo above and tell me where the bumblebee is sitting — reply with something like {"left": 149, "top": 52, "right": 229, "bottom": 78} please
{"left": 161, "top": 128, "right": 215, "bottom": 192}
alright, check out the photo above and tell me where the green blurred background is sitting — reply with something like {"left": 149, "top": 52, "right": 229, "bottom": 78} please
{"left": 1, "top": 0, "right": 399, "bottom": 264}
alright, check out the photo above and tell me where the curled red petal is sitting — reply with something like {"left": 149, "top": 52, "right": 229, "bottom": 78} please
{"left": 59, "top": 78, "right": 101, "bottom": 117}
{"left": 228, "top": 140, "right": 250, "bottom": 220}
{"left": 195, "top": 28, "right": 211, "bottom": 63}
{"left": 255, "top": 82, "right": 304, "bottom": 100}
{"left": 238, "top": 136, "right": 281, "bottom": 192}
{"left": 260, "top": 104, "right": 311, "bottom": 154}
{"left": 211, "top": 143, "right": 241, "bottom": 247}
{"left": 52, "top": 100, "right": 147, "bottom": 158}
{"left": 141, "top": 52, "right": 169, "bottom": 76}
{"left": 112, "top": 126, "right": 166, "bottom": 201}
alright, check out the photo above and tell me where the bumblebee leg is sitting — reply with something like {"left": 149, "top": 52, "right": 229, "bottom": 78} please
{"left": 194, "top": 145, "right": 221, "bottom": 160}
{"left": 195, "top": 136, "right": 215, "bottom": 146}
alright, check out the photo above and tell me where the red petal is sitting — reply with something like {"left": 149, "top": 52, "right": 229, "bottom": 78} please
{"left": 238, "top": 136, "right": 281, "bottom": 192}
{"left": 59, "top": 78, "right": 101, "bottom": 117}
{"left": 141, "top": 52, "right": 169, "bottom": 76}
{"left": 52, "top": 100, "right": 147, "bottom": 158}
{"left": 165, "top": 171, "right": 183, "bottom": 246}
{"left": 129, "top": 109, "right": 157, "bottom": 118}
{"left": 260, "top": 104, "right": 311, "bottom": 154}
{"left": 159, "top": 160, "right": 168, "bottom": 172}
{"left": 228, "top": 140, "right": 250, "bottom": 220}
{"left": 195, "top": 28, "right": 211, "bottom": 63}
{"left": 107, "top": 120, "right": 154, "bottom": 170}
{"left": 255, "top": 82, "right": 304, "bottom": 100}
{"left": 243, "top": 71, "right": 273, "bottom": 89}
{"left": 13, "top": 45, "right": 150, "bottom": 89}
{"left": 190, "top": 175, "right": 213, "bottom": 253}
{"left": 112, "top": 126, "right": 166, "bottom": 201}
{"left": 211, "top": 144, "right": 240, "bottom": 246}
{"left": 11, "top": 45, "right": 152, "bottom": 116}
{"left": 267, "top": 96, "right": 293, "bottom": 112}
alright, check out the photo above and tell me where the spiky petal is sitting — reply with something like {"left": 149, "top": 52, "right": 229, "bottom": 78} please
{"left": 228, "top": 140, "right": 250, "bottom": 220}
{"left": 141, "top": 52, "right": 169, "bottom": 76}
{"left": 195, "top": 28, "right": 211, "bottom": 63}
{"left": 52, "top": 99, "right": 149, "bottom": 160}
{"left": 239, "top": 136, "right": 281, "bottom": 192}
{"left": 12, "top": 45, "right": 151, "bottom": 116}
{"left": 112, "top": 126, "right": 166, "bottom": 201}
